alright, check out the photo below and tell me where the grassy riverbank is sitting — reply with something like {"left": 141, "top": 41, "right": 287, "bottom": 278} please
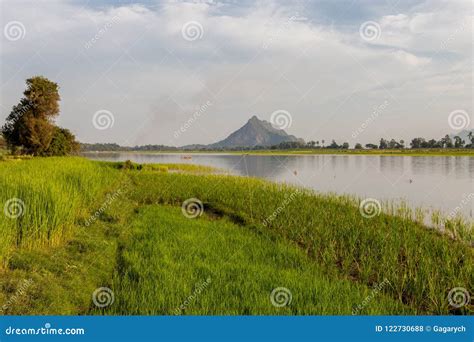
{"left": 0, "top": 157, "right": 472, "bottom": 315}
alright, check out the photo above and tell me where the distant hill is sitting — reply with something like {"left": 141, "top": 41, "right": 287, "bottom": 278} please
{"left": 82, "top": 116, "right": 305, "bottom": 151}
{"left": 207, "top": 115, "right": 304, "bottom": 148}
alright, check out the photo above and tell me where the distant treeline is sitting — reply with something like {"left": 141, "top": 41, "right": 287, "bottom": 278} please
{"left": 81, "top": 143, "right": 180, "bottom": 152}
{"left": 82, "top": 133, "right": 474, "bottom": 152}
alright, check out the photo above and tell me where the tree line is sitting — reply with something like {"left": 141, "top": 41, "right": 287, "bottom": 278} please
{"left": 81, "top": 134, "right": 474, "bottom": 152}
{"left": 1, "top": 76, "right": 79, "bottom": 156}
{"left": 303, "top": 134, "right": 473, "bottom": 150}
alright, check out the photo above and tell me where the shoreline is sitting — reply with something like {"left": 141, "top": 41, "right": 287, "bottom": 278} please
{"left": 81, "top": 149, "right": 474, "bottom": 157}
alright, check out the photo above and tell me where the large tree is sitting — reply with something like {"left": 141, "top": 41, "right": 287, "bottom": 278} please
{"left": 1, "top": 76, "right": 76, "bottom": 156}
{"left": 0, "top": 134, "right": 6, "bottom": 150}
{"left": 46, "top": 127, "right": 80, "bottom": 156}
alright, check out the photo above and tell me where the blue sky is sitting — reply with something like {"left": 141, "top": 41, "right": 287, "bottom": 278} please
{"left": 1, "top": 0, "right": 472, "bottom": 146}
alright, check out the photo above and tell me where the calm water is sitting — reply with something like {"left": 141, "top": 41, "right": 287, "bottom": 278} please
{"left": 84, "top": 152, "right": 474, "bottom": 220}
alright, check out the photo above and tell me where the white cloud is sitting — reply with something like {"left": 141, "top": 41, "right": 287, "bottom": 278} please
{"left": 392, "top": 50, "right": 431, "bottom": 67}
{"left": 0, "top": 0, "right": 471, "bottom": 146}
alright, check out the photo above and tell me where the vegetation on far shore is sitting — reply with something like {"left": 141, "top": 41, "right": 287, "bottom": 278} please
{"left": 82, "top": 148, "right": 474, "bottom": 156}
{"left": 0, "top": 157, "right": 472, "bottom": 315}
{"left": 81, "top": 132, "right": 474, "bottom": 155}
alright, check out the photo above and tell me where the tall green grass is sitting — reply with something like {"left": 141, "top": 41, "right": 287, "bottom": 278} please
{"left": 127, "top": 171, "right": 474, "bottom": 314}
{"left": 0, "top": 158, "right": 471, "bottom": 315}
{"left": 102, "top": 205, "right": 412, "bottom": 315}
{"left": 0, "top": 158, "right": 120, "bottom": 267}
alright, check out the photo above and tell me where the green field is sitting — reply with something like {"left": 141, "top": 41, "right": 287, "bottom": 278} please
{"left": 0, "top": 157, "right": 472, "bottom": 315}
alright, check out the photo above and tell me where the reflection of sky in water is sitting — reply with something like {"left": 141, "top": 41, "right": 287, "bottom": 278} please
{"left": 84, "top": 153, "right": 474, "bottom": 219}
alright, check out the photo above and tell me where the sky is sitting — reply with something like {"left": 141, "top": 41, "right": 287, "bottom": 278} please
{"left": 0, "top": 0, "right": 472, "bottom": 147}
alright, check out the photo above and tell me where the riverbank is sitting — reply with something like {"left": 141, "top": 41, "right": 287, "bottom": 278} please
{"left": 81, "top": 148, "right": 474, "bottom": 157}
{"left": 0, "top": 157, "right": 472, "bottom": 315}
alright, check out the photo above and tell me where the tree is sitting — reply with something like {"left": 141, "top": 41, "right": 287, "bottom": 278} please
{"left": 277, "top": 141, "right": 305, "bottom": 149}
{"left": 440, "top": 134, "right": 453, "bottom": 148}
{"left": 468, "top": 131, "right": 474, "bottom": 148}
{"left": 410, "top": 137, "right": 425, "bottom": 149}
{"left": 0, "top": 134, "right": 5, "bottom": 147}
{"left": 341, "top": 142, "right": 349, "bottom": 149}
{"left": 453, "top": 136, "right": 465, "bottom": 148}
{"left": 1, "top": 76, "right": 76, "bottom": 156}
{"left": 328, "top": 140, "right": 339, "bottom": 149}
{"left": 365, "top": 143, "right": 378, "bottom": 149}
{"left": 307, "top": 140, "right": 316, "bottom": 148}
{"left": 354, "top": 143, "right": 363, "bottom": 149}
{"left": 388, "top": 139, "right": 398, "bottom": 149}
{"left": 45, "top": 127, "right": 80, "bottom": 156}
{"left": 2, "top": 99, "right": 30, "bottom": 153}
{"left": 379, "top": 138, "right": 388, "bottom": 149}
{"left": 426, "top": 139, "right": 440, "bottom": 148}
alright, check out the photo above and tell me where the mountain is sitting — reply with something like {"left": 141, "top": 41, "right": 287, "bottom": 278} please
{"left": 207, "top": 115, "right": 304, "bottom": 148}
{"left": 82, "top": 116, "right": 305, "bottom": 151}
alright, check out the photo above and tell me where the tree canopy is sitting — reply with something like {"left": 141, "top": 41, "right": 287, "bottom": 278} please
{"left": 1, "top": 76, "right": 78, "bottom": 156}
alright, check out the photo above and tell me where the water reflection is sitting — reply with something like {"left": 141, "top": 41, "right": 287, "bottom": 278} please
{"left": 84, "top": 152, "right": 473, "bottom": 219}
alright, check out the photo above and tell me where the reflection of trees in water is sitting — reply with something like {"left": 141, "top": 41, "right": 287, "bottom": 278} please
{"left": 379, "top": 156, "right": 406, "bottom": 175}
{"left": 407, "top": 156, "right": 470, "bottom": 178}
{"left": 84, "top": 153, "right": 472, "bottom": 183}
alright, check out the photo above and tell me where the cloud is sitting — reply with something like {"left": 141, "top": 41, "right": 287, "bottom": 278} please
{"left": 0, "top": 0, "right": 471, "bottom": 146}
{"left": 392, "top": 50, "right": 430, "bottom": 67}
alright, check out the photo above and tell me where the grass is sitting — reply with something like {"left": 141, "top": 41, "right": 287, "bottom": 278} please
{"left": 127, "top": 171, "right": 474, "bottom": 314}
{"left": 0, "top": 157, "right": 472, "bottom": 315}
{"left": 100, "top": 205, "right": 411, "bottom": 315}
{"left": 0, "top": 157, "right": 122, "bottom": 267}
{"left": 99, "top": 160, "right": 219, "bottom": 173}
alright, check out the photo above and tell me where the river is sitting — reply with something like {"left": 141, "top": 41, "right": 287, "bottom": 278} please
{"left": 83, "top": 152, "right": 474, "bottom": 220}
